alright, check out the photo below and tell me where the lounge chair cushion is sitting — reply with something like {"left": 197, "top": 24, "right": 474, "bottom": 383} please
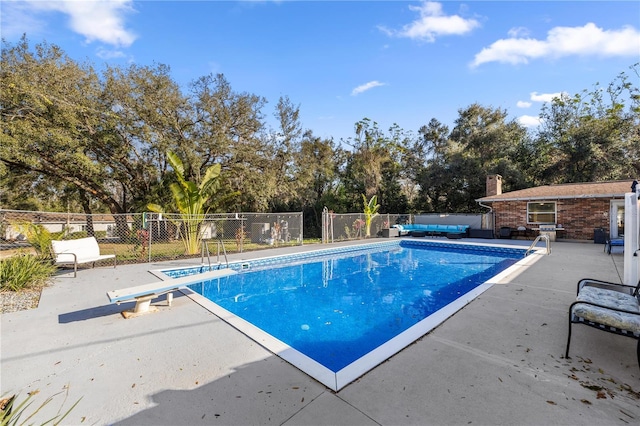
{"left": 572, "top": 286, "right": 640, "bottom": 333}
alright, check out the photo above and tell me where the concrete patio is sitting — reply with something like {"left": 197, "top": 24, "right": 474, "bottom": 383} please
{"left": 1, "top": 239, "right": 639, "bottom": 425}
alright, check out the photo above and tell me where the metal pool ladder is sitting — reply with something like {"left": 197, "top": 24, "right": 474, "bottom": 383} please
{"left": 201, "top": 238, "right": 229, "bottom": 270}
{"left": 525, "top": 233, "right": 551, "bottom": 256}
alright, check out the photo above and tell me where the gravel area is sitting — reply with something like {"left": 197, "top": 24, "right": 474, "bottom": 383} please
{"left": 0, "top": 288, "right": 42, "bottom": 314}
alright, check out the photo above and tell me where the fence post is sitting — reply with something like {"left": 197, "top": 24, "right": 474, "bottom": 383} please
{"left": 147, "top": 216, "right": 152, "bottom": 263}
{"left": 299, "top": 212, "right": 303, "bottom": 245}
{"left": 322, "top": 207, "right": 327, "bottom": 244}
{"left": 240, "top": 214, "right": 244, "bottom": 253}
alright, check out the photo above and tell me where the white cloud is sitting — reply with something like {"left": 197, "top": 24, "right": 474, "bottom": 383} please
{"left": 508, "top": 27, "right": 530, "bottom": 38}
{"left": 0, "top": 2, "right": 47, "bottom": 38}
{"left": 471, "top": 22, "right": 640, "bottom": 67}
{"left": 351, "top": 81, "right": 386, "bottom": 96}
{"left": 530, "top": 91, "right": 567, "bottom": 103}
{"left": 516, "top": 101, "right": 532, "bottom": 108}
{"left": 6, "top": 0, "right": 137, "bottom": 47}
{"left": 96, "top": 47, "right": 126, "bottom": 60}
{"left": 518, "top": 115, "right": 543, "bottom": 128}
{"left": 379, "top": 1, "right": 480, "bottom": 42}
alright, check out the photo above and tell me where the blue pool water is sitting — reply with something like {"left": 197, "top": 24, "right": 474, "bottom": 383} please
{"left": 177, "top": 241, "right": 525, "bottom": 373}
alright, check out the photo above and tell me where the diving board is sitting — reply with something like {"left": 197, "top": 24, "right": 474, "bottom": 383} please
{"left": 107, "top": 268, "right": 238, "bottom": 318}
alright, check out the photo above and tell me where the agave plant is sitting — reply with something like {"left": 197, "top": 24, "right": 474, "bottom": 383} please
{"left": 362, "top": 194, "right": 380, "bottom": 238}
{"left": 148, "top": 151, "right": 222, "bottom": 255}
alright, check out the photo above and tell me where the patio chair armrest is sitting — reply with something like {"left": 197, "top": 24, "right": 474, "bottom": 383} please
{"left": 55, "top": 252, "right": 78, "bottom": 264}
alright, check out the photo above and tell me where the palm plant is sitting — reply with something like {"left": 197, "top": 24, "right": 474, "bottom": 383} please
{"left": 362, "top": 194, "right": 380, "bottom": 238}
{"left": 9, "top": 222, "right": 54, "bottom": 256}
{"left": 148, "top": 151, "right": 222, "bottom": 255}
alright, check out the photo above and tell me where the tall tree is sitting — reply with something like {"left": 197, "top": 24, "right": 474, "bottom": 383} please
{"left": 99, "top": 62, "right": 191, "bottom": 212}
{"left": 293, "top": 131, "right": 343, "bottom": 235}
{"left": 187, "top": 74, "right": 270, "bottom": 211}
{"left": 1, "top": 38, "right": 121, "bottom": 214}
{"left": 534, "top": 67, "right": 640, "bottom": 183}
{"left": 416, "top": 104, "right": 529, "bottom": 212}
{"left": 269, "top": 96, "right": 303, "bottom": 211}
{"left": 0, "top": 38, "right": 191, "bottom": 224}
{"left": 341, "top": 119, "right": 404, "bottom": 211}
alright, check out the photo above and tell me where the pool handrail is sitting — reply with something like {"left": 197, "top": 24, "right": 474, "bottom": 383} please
{"left": 525, "top": 234, "right": 551, "bottom": 256}
{"left": 202, "top": 237, "right": 229, "bottom": 269}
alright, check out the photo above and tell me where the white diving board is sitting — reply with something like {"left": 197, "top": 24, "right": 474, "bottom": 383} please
{"left": 107, "top": 268, "right": 238, "bottom": 318}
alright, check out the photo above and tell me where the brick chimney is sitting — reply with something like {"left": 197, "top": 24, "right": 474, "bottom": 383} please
{"left": 486, "top": 174, "right": 502, "bottom": 197}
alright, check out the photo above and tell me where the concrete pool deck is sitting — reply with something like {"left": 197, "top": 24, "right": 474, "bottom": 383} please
{"left": 1, "top": 238, "right": 639, "bottom": 424}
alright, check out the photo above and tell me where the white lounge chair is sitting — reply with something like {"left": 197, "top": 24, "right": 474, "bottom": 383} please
{"left": 51, "top": 237, "right": 116, "bottom": 277}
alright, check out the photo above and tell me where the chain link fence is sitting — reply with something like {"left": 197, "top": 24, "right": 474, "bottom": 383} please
{"left": 321, "top": 210, "right": 412, "bottom": 243}
{"left": 320, "top": 211, "right": 495, "bottom": 242}
{"left": 0, "top": 209, "right": 303, "bottom": 264}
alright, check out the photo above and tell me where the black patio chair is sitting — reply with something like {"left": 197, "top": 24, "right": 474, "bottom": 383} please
{"left": 499, "top": 226, "right": 512, "bottom": 239}
{"left": 565, "top": 278, "right": 640, "bottom": 369}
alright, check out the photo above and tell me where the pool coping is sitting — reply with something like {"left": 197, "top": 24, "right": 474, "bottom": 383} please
{"left": 151, "top": 239, "right": 548, "bottom": 391}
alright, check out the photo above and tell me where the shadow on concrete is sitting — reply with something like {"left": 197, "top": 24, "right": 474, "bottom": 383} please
{"left": 58, "top": 303, "right": 131, "bottom": 322}
{"left": 113, "top": 356, "right": 330, "bottom": 426}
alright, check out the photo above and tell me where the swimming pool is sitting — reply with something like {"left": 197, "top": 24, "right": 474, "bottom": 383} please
{"left": 160, "top": 240, "right": 540, "bottom": 391}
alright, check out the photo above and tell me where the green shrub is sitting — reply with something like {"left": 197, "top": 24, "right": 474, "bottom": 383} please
{"left": 63, "top": 231, "right": 104, "bottom": 240}
{"left": 0, "top": 253, "right": 56, "bottom": 292}
{"left": 65, "top": 231, "right": 88, "bottom": 239}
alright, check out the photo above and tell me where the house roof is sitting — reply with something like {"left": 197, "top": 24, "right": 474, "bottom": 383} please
{"left": 477, "top": 180, "right": 635, "bottom": 203}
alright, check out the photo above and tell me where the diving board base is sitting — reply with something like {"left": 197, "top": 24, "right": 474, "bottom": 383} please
{"left": 122, "top": 305, "right": 159, "bottom": 319}
{"left": 119, "top": 291, "right": 177, "bottom": 319}
{"left": 121, "top": 295, "right": 159, "bottom": 319}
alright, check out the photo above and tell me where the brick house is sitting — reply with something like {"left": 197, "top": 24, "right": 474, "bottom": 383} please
{"left": 476, "top": 175, "right": 634, "bottom": 241}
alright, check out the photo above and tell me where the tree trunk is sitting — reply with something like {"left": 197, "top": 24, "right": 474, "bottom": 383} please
{"left": 79, "top": 190, "right": 95, "bottom": 238}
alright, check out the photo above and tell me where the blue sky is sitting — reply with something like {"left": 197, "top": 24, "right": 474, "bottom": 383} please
{"left": 2, "top": 1, "right": 639, "bottom": 142}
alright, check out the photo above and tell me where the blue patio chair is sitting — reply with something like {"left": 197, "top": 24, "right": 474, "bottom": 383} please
{"left": 604, "top": 237, "right": 624, "bottom": 254}
{"left": 565, "top": 278, "right": 640, "bottom": 369}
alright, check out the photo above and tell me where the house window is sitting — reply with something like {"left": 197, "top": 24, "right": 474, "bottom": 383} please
{"left": 527, "top": 202, "right": 556, "bottom": 224}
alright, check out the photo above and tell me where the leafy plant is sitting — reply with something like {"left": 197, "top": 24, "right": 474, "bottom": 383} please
{"left": 1, "top": 387, "right": 81, "bottom": 426}
{"left": 343, "top": 224, "right": 352, "bottom": 240}
{"left": 148, "top": 151, "right": 224, "bottom": 255}
{"left": 362, "top": 194, "right": 380, "bottom": 238}
{"left": 9, "top": 222, "right": 53, "bottom": 256}
{"left": 343, "top": 219, "right": 365, "bottom": 240}
{"left": 0, "top": 253, "right": 56, "bottom": 292}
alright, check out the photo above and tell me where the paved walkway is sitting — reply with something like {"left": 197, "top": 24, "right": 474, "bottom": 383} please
{"left": 1, "top": 239, "right": 639, "bottom": 425}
